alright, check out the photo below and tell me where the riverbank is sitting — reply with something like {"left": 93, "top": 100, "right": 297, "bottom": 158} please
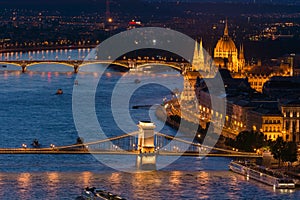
{"left": 155, "top": 104, "right": 228, "bottom": 149}
{"left": 155, "top": 102, "right": 300, "bottom": 180}
{"left": 0, "top": 44, "right": 97, "bottom": 53}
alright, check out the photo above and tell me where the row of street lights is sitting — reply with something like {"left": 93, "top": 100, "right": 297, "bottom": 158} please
{"left": 21, "top": 143, "right": 55, "bottom": 149}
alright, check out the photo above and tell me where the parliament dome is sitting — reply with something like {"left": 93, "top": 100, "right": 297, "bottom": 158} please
{"left": 215, "top": 20, "right": 237, "bottom": 53}
{"left": 215, "top": 36, "right": 237, "bottom": 53}
{"left": 214, "top": 19, "right": 241, "bottom": 72}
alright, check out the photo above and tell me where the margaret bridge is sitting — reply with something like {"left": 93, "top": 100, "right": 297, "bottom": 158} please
{"left": 0, "top": 59, "right": 188, "bottom": 73}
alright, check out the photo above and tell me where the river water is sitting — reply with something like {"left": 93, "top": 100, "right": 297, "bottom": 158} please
{"left": 0, "top": 49, "right": 299, "bottom": 199}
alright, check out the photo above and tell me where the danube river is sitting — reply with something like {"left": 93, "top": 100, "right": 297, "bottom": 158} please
{"left": 0, "top": 50, "right": 299, "bottom": 199}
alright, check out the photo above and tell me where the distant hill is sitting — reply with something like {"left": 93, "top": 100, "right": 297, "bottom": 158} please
{"left": 0, "top": 0, "right": 299, "bottom": 15}
{"left": 145, "top": 0, "right": 300, "bottom": 5}
{"left": 0, "top": 0, "right": 106, "bottom": 12}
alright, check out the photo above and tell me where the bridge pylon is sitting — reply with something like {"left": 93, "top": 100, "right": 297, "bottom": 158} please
{"left": 74, "top": 64, "right": 79, "bottom": 73}
{"left": 136, "top": 121, "right": 157, "bottom": 170}
{"left": 128, "top": 59, "right": 136, "bottom": 70}
{"left": 21, "top": 62, "right": 27, "bottom": 73}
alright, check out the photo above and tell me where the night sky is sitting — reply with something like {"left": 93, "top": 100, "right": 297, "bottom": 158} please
{"left": 0, "top": 0, "right": 298, "bottom": 14}
{"left": 0, "top": 0, "right": 298, "bottom": 6}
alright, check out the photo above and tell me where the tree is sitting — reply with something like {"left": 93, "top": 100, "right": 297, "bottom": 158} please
{"left": 269, "top": 137, "right": 298, "bottom": 168}
{"left": 269, "top": 137, "right": 285, "bottom": 168}
{"left": 234, "top": 130, "right": 266, "bottom": 152}
{"left": 225, "top": 137, "right": 236, "bottom": 148}
{"left": 281, "top": 141, "right": 298, "bottom": 165}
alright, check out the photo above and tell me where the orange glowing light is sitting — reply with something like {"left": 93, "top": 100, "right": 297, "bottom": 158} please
{"left": 109, "top": 173, "right": 121, "bottom": 184}
{"left": 18, "top": 173, "right": 31, "bottom": 189}
{"left": 81, "top": 171, "right": 92, "bottom": 186}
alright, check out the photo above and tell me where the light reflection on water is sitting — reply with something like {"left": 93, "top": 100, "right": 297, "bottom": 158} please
{"left": 0, "top": 170, "right": 299, "bottom": 200}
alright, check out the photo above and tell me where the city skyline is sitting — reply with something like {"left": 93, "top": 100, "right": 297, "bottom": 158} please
{"left": 0, "top": 0, "right": 300, "bottom": 199}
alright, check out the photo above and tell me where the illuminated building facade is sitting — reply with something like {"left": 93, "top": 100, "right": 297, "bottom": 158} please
{"left": 213, "top": 20, "right": 244, "bottom": 73}
{"left": 281, "top": 100, "right": 300, "bottom": 142}
{"left": 247, "top": 105, "right": 283, "bottom": 141}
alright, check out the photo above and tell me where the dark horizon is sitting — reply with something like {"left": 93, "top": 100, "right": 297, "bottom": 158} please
{"left": 0, "top": 0, "right": 299, "bottom": 16}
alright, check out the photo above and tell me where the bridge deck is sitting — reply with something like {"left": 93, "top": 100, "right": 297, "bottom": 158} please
{"left": 0, "top": 148, "right": 262, "bottom": 158}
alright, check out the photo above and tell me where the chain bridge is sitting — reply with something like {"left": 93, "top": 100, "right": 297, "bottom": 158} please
{"left": 0, "top": 121, "right": 261, "bottom": 170}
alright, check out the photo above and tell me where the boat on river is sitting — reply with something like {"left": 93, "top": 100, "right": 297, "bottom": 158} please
{"left": 229, "top": 161, "right": 295, "bottom": 189}
{"left": 76, "top": 187, "right": 126, "bottom": 200}
{"left": 56, "top": 89, "right": 63, "bottom": 95}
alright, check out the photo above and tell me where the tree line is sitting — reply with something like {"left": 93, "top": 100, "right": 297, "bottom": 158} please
{"left": 225, "top": 130, "right": 298, "bottom": 167}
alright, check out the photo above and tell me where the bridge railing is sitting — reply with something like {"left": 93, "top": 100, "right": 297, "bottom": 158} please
{"left": 155, "top": 132, "right": 260, "bottom": 157}
{"left": 55, "top": 132, "right": 140, "bottom": 152}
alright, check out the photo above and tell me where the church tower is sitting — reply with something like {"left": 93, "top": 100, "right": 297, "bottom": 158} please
{"left": 238, "top": 44, "right": 245, "bottom": 72}
{"left": 192, "top": 39, "right": 207, "bottom": 72}
{"left": 192, "top": 40, "right": 200, "bottom": 71}
{"left": 199, "top": 38, "right": 206, "bottom": 72}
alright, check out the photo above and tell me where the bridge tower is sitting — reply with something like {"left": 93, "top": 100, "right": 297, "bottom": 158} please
{"left": 74, "top": 64, "right": 79, "bottom": 73}
{"left": 136, "top": 121, "right": 157, "bottom": 170}
{"left": 128, "top": 59, "right": 136, "bottom": 70}
{"left": 21, "top": 61, "right": 27, "bottom": 73}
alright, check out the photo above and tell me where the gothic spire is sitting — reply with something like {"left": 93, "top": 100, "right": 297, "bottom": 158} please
{"left": 224, "top": 19, "right": 229, "bottom": 36}
{"left": 239, "top": 43, "right": 245, "bottom": 59}
{"left": 192, "top": 39, "right": 200, "bottom": 71}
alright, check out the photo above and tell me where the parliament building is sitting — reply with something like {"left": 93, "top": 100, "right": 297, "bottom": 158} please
{"left": 181, "top": 20, "right": 300, "bottom": 143}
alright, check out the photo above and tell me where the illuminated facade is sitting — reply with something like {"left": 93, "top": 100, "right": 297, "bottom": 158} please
{"left": 281, "top": 101, "right": 300, "bottom": 142}
{"left": 225, "top": 100, "right": 253, "bottom": 135}
{"left": 243, "top": 60, "right": 293, "bottom": 93}
{"left": 247, "top": 109, "right": 283, "bottom": 141}
{"left": 246, "top": 100, "right": 300, "bottom": 142}
{"left": 247, "top": 74, "right": 270, "bottom": 93}
{"left": 180, "top": 67, "right": 300, "bottom": 142}
{"left": 180, "top": 71, "right": 200, "bottom": 102}
{"left": 212, "top": 21, "right": 294, "bottom": 93}
{"left": 180, "top": 22, "right": 298, "bottom": 141}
